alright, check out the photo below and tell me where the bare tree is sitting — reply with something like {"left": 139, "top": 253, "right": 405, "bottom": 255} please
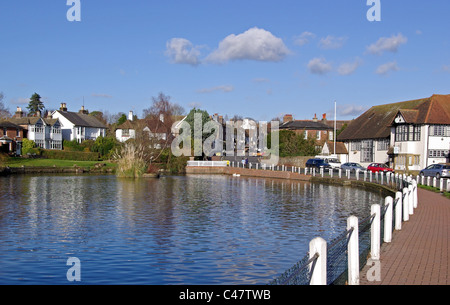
{"left": 0, "top": 92, "right": 12, "bottom": 119}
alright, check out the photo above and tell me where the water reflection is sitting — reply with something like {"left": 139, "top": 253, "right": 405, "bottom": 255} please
{"left": 0, "top": 174, "right": 385, "bottom": 284}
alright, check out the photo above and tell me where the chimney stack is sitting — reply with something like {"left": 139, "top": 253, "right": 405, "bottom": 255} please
{"left": 283, "top": 114, "right": 293, "bottom": 123}
{"left": 60, "top": 103, "right": 68, "bottom": 111}
{"left": 128, "top": 111, "right": 134, "bottom": 121}
{"left": 79, "top": 105, "right": 89, "bottom": 115}
{"left": 14, "top": 107, "right": 24, "bottom": 118}
{"left": 312, "top": 114, "right": 318, "bottom": 122}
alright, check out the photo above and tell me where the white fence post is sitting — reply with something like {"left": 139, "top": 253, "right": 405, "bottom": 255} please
{"left": 347, "top": 216, "right": 359, "bottom": 285}
{"left": 403, "top": 188, "right": 409, "bottom": 221}
{"left": 371, "top": 204, "right": 381, "bottom": 261}
{"left": 395, "top": 191, "right": 402, "bottom": 231}
{"left": 309, "top": 237, "right": 327, "bottom": 285}
{"left": 384, "top": 196, "right": 393, "bottom": 243}
{"left": 413, "top": 180, "right": 418, "bottom": 209}
{"left": 408, "top": 184, "right": 414, "bottom": 216}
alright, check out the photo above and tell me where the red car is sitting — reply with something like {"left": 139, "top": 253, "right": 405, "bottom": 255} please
{"left": 367, "top": 163, "right": 394, "bottom": 173}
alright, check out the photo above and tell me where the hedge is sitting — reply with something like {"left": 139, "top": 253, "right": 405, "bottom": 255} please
{"left": 41, "top": 149, "right": 100, "bottom": 161}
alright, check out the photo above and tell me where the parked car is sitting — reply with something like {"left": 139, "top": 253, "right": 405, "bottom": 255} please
{"left": 341, "top": 162, "right": 366, "bottom": 173}
{"left": 367, "top": 163, "right": 394, "bottom": 173}
{"left": 324, "top": 158, "right": 341, "bottom": 169}
{"left": 314, "top": 156, "right": 341, "bottom": 168}
{"left": 306, "top": 158, "right": 332, "bottom": 169}
{"left": 419, "top": 163, "right": 450, "bottom": 179}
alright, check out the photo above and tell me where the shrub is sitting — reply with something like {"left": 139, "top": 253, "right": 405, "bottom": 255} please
{"left": 22, "top": 138, "right": 36, "bottom": 155}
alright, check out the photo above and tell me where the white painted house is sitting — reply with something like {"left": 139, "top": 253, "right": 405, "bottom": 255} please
{"left": 338, "top": 94, "right": 450, "bottom": 171}
{"left": 51, "top": 103, "right": 107, "bottom": 143}
{"left": 8, "top": 108, "right": 63, "bottom": 150}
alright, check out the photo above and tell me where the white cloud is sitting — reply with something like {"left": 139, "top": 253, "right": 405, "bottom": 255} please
{"left": 319, "top": 35, "right": 347, "bottom": 49}
{"left": 197, "top": 85, "right": 234, "bottom": 94}
{"left": 367, "top": 33, "right": 408, "bottom": 55}
{"left": 337, "top": 58, "right": 363, "bottom": 75}
{"left": 337, "top": 104, "right": 370, "bottom": 117}
{"left": 376, "top": 61, "right": 399, "bottom": 75}
{"left": 307, "top": 57, "right": 332, "bottom": 75}
{"left": 206, "top": 27, "right": 290, "bottom": 64}
{"left": 165, "top": 38, "right": 201, "bottom": 66}
{"left": 294, "top": 31, "right": 316, "bottom": 46}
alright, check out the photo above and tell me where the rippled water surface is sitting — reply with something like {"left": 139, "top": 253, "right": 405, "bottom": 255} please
{"left": 0, "top": 174, "right": 385, "bottom": 284}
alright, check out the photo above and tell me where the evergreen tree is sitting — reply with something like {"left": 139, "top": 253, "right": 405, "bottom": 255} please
{"left": 27, "top": 93, "right": 45, "bottom": 116}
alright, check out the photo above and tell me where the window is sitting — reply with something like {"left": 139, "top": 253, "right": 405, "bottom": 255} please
{"left": 361, "top": 140, "right": 374, "bottom": 163}
{"left": 395, "top": 124, "right": 420, "bottom": 142}
{"left": 328, "top": 131, "right": 333, "bottom": 141}
{"left": 377, "top": 139, "right": 389, "bottom": 151}
{"left": 35, "top": 140, "right": 45, "bottom": 149}
{"left": 316, "top": 131, "right": 321, "bottom": 140}
{"left": 351, "top": 141, "right": 361, "bottom": 151}
{"left": 33, "top": 124, "right": 44, "bottom": 134}
{"left": 428, "top": 150, "right": 449, "bottom": 158}
{"left": 430, "top": 125, "right": 450, "bottom": 136}
{"left": 122, "top": 129, "right": 130, "bottom": 137}
{"left": 51, "top": 140, "right": 62, "bottom": 150}
{"left": 304, "top": 130, "right": 308, "bottom": 139}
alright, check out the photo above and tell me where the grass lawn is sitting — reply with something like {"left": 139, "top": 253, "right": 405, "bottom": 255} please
{"left": 4, "top": 157, "right": 117, "bottom": 169}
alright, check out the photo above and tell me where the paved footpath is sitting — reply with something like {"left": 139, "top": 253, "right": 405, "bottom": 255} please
{"left": 360, "top": 188, "right": 449, "bottom": 285}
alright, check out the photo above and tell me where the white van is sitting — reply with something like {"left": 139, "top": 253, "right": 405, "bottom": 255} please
{"left": 315, "top": 155, "right": 341, "bottom": 169}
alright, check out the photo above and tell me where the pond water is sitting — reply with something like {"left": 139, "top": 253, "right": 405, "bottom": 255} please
{"left": 0, "top": 174, "right": 385, "bottom": 284}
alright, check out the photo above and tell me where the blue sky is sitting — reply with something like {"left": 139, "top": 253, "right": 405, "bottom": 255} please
{"left": 1, "top": 1, "right": 449, "bottom": 122}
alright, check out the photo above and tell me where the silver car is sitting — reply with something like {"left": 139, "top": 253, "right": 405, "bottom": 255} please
{"left": 419, "top": 163, "right": 450, "bottom": 179}
{"left": 341, "top": 162, "right": 366, "bottom": 173}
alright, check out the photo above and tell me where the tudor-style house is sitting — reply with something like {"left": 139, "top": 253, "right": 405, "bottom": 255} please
{"left": 8, "top": 107, "right": 63, "bottom": 151}
{"left": 338, "top": 94, "right": 450, "bottom": 171}
{"left": 51, "top": 103, "right": 107, "bottom": 143}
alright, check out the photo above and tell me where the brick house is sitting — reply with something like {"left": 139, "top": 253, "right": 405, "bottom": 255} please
{"left": 0, "top": 120, "right": 23, "bottom": 154}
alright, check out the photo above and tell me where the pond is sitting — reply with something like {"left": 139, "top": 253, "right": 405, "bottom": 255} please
{"left": 0, "top": 174, "right": 385, "bottom": 284}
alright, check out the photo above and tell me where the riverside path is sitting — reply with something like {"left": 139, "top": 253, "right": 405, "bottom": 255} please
{"left": 360, "top": 188, "right": 449, "bottom": 285}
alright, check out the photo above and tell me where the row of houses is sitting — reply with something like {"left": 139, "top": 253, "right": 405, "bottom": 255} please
{"left": 1, "top": 94, "right": 449, "bottom": 172}
{"left": 0, "top": 103, "right": 107, "bottom": 155}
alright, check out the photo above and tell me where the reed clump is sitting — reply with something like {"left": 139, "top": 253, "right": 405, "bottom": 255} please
{"left": 113, "top": 142, "right": 148, "bottom": 178}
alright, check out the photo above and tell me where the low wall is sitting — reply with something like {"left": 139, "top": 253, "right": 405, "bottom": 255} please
{"left": 187, "top": 166, "right": 310, "bottom": 181}
{"left": 278, "top": 156, "right": 315, "bottom": 167}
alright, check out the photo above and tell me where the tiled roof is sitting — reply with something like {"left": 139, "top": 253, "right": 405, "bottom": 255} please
{"left": 0, "top": 120, "right": 21, "bottom": 129}
{"left": 280, "top": 120, "right": 333, "bottom": 131}
{"left": 337, "top": 94, "right": 450, "bottom": 141}
{"left": 55, "top": 111, "right": 107, "bottom": 128}
{"left": 7, "top": 117, "right": 59, "bottom": 127}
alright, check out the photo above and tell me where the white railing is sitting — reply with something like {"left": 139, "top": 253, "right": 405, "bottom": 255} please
{"left": 289, "top": 179, "right": 416, "bottom": 285}
{"left": 187, "top": 161, "right": 228, "bottom": 167}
